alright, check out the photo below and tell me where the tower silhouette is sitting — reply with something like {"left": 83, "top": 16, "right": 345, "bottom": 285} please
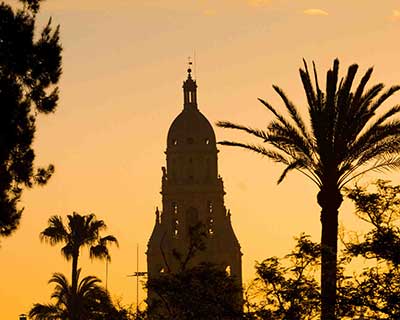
{"left": 147, "top": 66, "right": 242, "bottom": 294}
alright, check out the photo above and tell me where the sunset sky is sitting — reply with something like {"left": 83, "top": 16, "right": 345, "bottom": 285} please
{"left": 2, "top": 0, "right": 400, "bottom": 318}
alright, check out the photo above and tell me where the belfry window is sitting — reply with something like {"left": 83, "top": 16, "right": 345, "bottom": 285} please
{"left": 172, "top": 202, "right": 178, "bottom": 214}
{"left": 172, "top": 202, "right": 179, "bottom": 237}
{"left": 208, "top": 201, "right": 214, "bottom": 236}
{"left": 208, "top": 216, "right": 214, "bottom": 236}
{"left": 173, "top": 218, "right": 179, "bottom": 238}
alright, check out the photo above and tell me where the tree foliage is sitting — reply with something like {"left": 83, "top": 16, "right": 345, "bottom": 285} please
{"left": 147, "top": 263, "right": 242, "bottom": 320}
{"left": 245, "top": 234, "right": 320, "bottom": 320}
{"left": 0, "top": 0, "right": 62, "bottom": 237}
{"left": 340, "top": 181, "right": 400, "bottom": 319}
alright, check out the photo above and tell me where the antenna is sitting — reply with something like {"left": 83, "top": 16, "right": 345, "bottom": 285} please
{"left": 194, "top": 50, "right": 197, "bottom": 79}
{"left": 127, "top": 244, "right": 147, "bottom": 315}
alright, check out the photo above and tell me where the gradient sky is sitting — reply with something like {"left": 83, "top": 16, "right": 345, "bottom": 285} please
{"left": 2, "top": 0, "right": 400, "bottom": 318}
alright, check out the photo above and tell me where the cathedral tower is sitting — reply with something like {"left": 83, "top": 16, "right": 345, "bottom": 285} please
{"left": 147, "top": 67, "right": 242, "bottom": 286}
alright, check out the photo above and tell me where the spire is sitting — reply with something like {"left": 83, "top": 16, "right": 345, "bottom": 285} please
{"left": 183, "top": 57, "right": 198, "bottom": 109}
{"left": 155, "top": 207, "right": 160, "bottom": 224}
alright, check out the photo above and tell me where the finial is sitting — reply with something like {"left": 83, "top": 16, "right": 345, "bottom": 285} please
{"left": 155, "top": 207, "right": 160, "bottom": 223}
{"left": 187, "top": 56, "right": 193, "bottom": 77}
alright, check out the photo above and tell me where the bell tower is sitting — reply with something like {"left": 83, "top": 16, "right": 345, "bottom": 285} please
{"left": 147, "top": 66, "right": 242, "bottom": 289}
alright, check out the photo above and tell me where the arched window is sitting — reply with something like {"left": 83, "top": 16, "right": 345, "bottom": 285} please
{"left": 172, "top": 202, "right": 178, "bottom": 214}
{"left": 172, "top": 202, "right": 179, "bottom": 237}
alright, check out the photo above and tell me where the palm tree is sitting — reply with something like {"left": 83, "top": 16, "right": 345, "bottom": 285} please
{"left": 40, "top": 212, "right": 118, "bottom": 320}
{"left": 217, "top": 59, "right": 400, "bottom": 320}
{"left": 29, "top": 271, "right": 115, "bottom": 320}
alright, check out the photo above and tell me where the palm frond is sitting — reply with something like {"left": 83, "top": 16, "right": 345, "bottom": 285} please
{"left": 272, "top": 85, "right": 312, "bottom": 143}
{"left": 258, "top": 96, "right": 317, "bottom": 161}
{"left": 29, "top": 303, "right": 61, "bottom": 320}
{"left": 60, "top": 243, "right": 74, "bottom": 260}
{"left": 257, "top": 97, "right": 302, "bottom": 133}
{"left": 101, "top": 234, "right": 119, "bottom": 245}
{"left": 40, "top": 215, "right": 68, "bottom": 245}
{"left": 300, "top": 59, "right": 318, "bottom": 110}
{"left": 333, "top": 85, "right": 390, "bottom": 159}
{"left": 346, "top": 120, "right": 400, "bottom": 167}
{"left": 49, "top": 272, "right": 70, "bottom": 286}
{"left": 368, "top": 85, "right": 400, "bottom": 115}
{"left": 77, "top": 275, "right": 102, "bottom": 294}
{"left": 277, "top": 160, "right": 306, "bottom": 184}
{"left": 267, "top": 121, "right": 314, "bottom": 160}
{"left": 312, "top": 61, "right": 324, "bottom": 105}
{"left": 90, "top": 235, "right": 118, "bottom": 261}
{"left": 216, "top": 121, "right": 268, "bottom": 140}
{"left": 357, "top": 137, "right": 400, "bottom": 165}
{"left": 218, "top": 141, "right": 289, "bottom": 164}
{"left": 87, "top": 219, "right": 106, "bottom": 238}
{"left": 353, "top": 83, "right": 384, "bottom": 123}
{"left": 334, "top": 64, "right": 359, "bottom": 146}
{"left": 351, "top": 67, "right": 373, "bottom": 109}
{"left": 337, "top": 63, "right": 358, "bottom": 115}
{"left": 339, "top": 156, "right": 400, "bottom": 188}
{"left": 324, "top": 59, "right": 339, "bottom": 115}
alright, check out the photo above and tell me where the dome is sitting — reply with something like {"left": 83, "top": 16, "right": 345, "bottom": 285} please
{"left": 167, "top": 107, "right": 216, "bottom": 150}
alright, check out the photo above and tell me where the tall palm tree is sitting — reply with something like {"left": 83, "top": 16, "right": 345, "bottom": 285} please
{"left": 217, "top": 59, "right": 400, "bottom": 320}
{"left": 29, "top": 270, "right": 114, "bottom": 320}
{"left": 40, "top": 212, "right": 118, "bottom": 320}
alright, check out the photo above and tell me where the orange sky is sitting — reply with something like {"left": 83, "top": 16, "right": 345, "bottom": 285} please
{"left": 2, "top": 0, "right": 400, "bottom": 318}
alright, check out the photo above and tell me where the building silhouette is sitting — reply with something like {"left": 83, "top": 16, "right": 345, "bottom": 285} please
{"left": 147, "top": 66, "right": 242, "bottom": 293}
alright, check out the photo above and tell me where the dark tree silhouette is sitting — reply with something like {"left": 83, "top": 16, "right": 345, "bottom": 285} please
{"left": 40, "top": 212, "right": 118, "bottom": 320}
{"left": 340, "top": 180, "right": 400, "bottom": 318}
{"left": 245, "top": 234, "right": 320, "bottom": 320}
{"left": 0, "top": 0, "right": 62, "bottom": 238}
{"left": 217, "top": 59, "right": 400, "bottom": 319}
{"left": 171, "top": 222, "right": 207, "bottom": 272}
{"left": 147, "top": 263, "right": 242, "bottom": 320}
{"left": 29, "top": 270, "right": 118, "bottom": 320}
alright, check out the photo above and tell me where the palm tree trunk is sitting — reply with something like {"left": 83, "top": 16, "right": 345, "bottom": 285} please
{"left": 318, "top": 188, "right": 342, "bottom": 320}
{"left": 71, "top": 249, "right": 79, "bottom": 320}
